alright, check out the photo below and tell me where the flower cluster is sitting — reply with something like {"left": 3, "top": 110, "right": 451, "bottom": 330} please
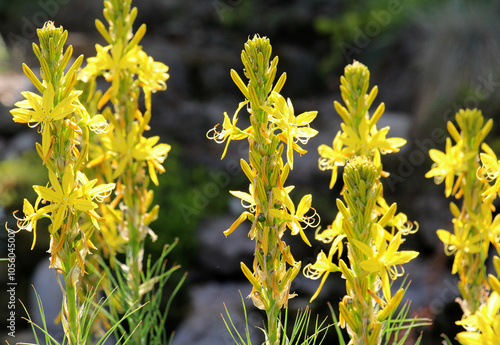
{"left": 304, "top": 61, "right": 420, "bottom": 344}
{"left": 76, "top": 1, "right": 175, "bottom": 343}
{"left": 9, "top": 22, "right": 114, "bottom": 345}
{"left": 427, "top": 109, "right": 500, "bottom": 316}
{"left": 80, "top": 0, "right": 170, "bottom": 256}
{"left": 208, "top": 35, "right": 319, "bottom": 345}
{"left": 317, "top": 61, "right": 405, "bottom": 189}
{"left": 427, "top": 108, "right": 500, "bottom": 343}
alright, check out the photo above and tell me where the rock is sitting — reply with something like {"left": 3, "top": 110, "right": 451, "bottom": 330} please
{"left": 30, "top": 257, "right": 64, "bottom": 343}
{"left": 3, "top": 130, "right": 38, "bottom": 160}
{"left": 196, "top": 215, "right": 254, "bottom": 277}
{"left": 171, "top": 281, "right": 264, "bottom": 345}
{"left": 378, "top": 111, "right": 412, "bottom": 149}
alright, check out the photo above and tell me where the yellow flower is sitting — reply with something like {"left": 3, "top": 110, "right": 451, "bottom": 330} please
{"left": 33, "top": 165, "right": 114, "bottom": 233}
{"left": 315, "top": 212, "right": 344, "bottom": 244}
{"left": 456, "top": 292, "right": 500, "bottom": 344}
{"left": 13, "top": 198, "right": 43, "bottom": 250}
{"left": 303, "top": 234, "right": 345, "bottom": 301}
{"left": 101, "top": 123, "right": 169, "bottom": 185}
{"left": 340, "top": 116, "right": 406, "bottom": 158}
{"left": 437, "top": 223, "right": 488, "bottom": 275}
{"left": 480, "top": 143, "right": 500, "bottom": 202}
{"left": 133, "top": 135, "right": 171, "bottom": 186}
{"left": 268, "top": 189, "right": 318, "bottom": 246}
{"left": 318, "top": 131, "right": 347, "bottom": 189}
{"left": 137, "top": 50, "right": 169, "bottom": 111}
{"left": 81, "top": 42, "right": 140, "bottom": 99}
{"left": 262, "top": 92, "right": 318, "bottom": 168}
{"left": 317, "top": 109, "right": 405, "bottom": 190}
{"left": 426, "top": 137, "right": 470, "bottom": 197}
{"left": 355, "top": 232, "right": 419, "bottom": 300}
{"left": 207, "top": 101, "right": 251, "bottom": 159}
{"left": 11, "top": 83, "right": 80, "bottom": 160}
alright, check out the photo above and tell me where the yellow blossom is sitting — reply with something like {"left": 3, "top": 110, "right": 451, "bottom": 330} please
{"left": 303, "top": 234, "right": 344, "bottom": 301}
{"left": 207, "top": 101, "right": 251, "bottom": 159}
{"left": 11, "top": 84, "right": 80, "bottom": 159}
{"left": 262, "top": 92, "right": 318, "bottom": 168}
{"left": 426, "top": 137, "right": 474, "bottom": 197}
{"left": 480, "top": 143, "right": 500, "bottom": 202}
{"left": 456, "top": 292, "right": 500, "bottom": 345}
{"left": 33, "top": 165, "right": 114, "bottom": 232}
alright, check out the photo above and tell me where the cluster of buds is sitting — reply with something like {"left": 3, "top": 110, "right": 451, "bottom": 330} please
{"left": 427, "top": 109, "right": 500, "bottom": 344}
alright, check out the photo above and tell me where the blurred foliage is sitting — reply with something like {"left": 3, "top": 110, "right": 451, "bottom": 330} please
{"left": 0, "top": 150, "right": 46, "bottom": 212}
{"left": 314, "top": 0, "right": 436, "bottom": 74}
{"left": 148, "top": 144, "right": 237, "bottom": 269}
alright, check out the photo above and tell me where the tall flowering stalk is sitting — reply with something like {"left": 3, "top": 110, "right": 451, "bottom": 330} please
{"left": 426, "top": 109, "right": 497, "bottom": 316}
{"left": 208, "top": 35, "right": 319, "bottom": 345}
{"left": 304, "top": 61, "right": 421, "bottom": 344}
{"left": 78, "top": 0, "right": 179, "bottom": 343}
{"left": 426, "top": 109, "right": 500, "bottom": 343}
{"left": 9, "top": 22, "right": 114, "bottom": 344}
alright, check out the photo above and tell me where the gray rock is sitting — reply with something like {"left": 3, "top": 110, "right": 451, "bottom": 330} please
{"left": 197, "top": 215, "right": 254, "bottom": 276}
{"left": 30, "top": 257, "right": 64, "bottom": 343}
{"left": 172, "top": 282, "right": 264, "bottom": 345}
{"left": 4, "top": 130, "right": 37, "bottom": 160}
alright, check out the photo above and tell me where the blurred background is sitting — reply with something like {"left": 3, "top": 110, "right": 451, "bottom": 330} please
{"left": 1, "top": 0, "right": 500, "bottom": 344}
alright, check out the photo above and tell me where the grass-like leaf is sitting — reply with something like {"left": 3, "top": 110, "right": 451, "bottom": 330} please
{"left": 16, "top": 284, "right": 142, "bottom": 345}
{"left": 222, "top": 291, "right": 330, "bottom": 345}
{"left": 92, "top": 239, "right": 184, "bottom": 345}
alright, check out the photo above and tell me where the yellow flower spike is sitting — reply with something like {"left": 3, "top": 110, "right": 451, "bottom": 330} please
{"left": 488, "top": 274, "right": 500, "bottom": 296}
{"left": 209, "top": 35, "right": 319, "bottom": 344}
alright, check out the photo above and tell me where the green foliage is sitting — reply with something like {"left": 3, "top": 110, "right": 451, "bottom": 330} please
{"left": 17, "top": 285, "right": 142, "bottom": 345}
{"left": 91, "top": 241, "right": 186, "bottom": 345}
{"left": 0, "top": 150, "right": 46, "bottom": 210}
{"left": 222, "top": 292, "right": 331, "bottom": 345}
{"left": 314, "top": 0, "right": 433, "bottom": 73}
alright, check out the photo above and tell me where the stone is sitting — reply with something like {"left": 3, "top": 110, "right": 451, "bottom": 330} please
{"left": 196, "top": 215, "right": 254, "bottom": 277}
{"left": 171, "top": 281, "right": 264, "bottom": 345}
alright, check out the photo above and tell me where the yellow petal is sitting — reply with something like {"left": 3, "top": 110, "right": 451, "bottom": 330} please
{"left": 224, "top": 212, "right": 249, "bottom": 236}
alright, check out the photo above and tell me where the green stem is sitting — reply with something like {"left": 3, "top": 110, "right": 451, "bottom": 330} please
{"left": 64, "top": 256, "right": 78, "bottom": 345}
